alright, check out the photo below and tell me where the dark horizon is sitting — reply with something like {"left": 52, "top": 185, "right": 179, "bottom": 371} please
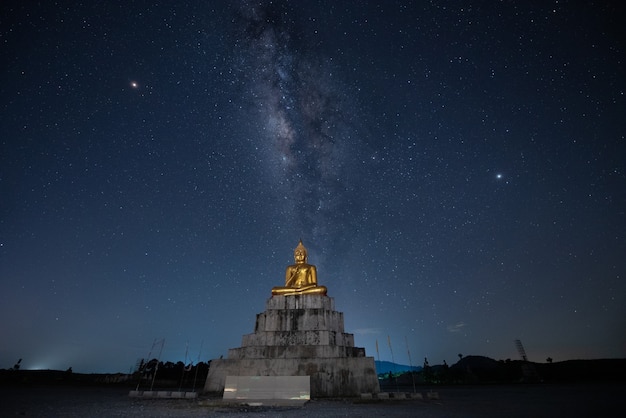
{"left": 5, "top": 354, "right": 626, "bottom": 376}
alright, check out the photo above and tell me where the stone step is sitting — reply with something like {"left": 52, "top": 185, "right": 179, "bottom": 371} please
{"left": 241, "top": 330, "right": 354, "bottom": 347}
{"left": 228, "top": 344, "right": 366, "bottom": 359}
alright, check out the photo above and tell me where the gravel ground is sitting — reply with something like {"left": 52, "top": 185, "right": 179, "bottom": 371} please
{"left": 1, "top": 384, "right": 624, "bottom": 417}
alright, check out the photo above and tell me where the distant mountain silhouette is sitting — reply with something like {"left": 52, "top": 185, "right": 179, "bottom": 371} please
{"left": 375, "top": 360, "right": 421, "bottom": 375}
{"left": 452, "top": 355, "right": 499, "bottom": 370}
{"left": 447, "top": 355, "right": 626, "bottom": 383}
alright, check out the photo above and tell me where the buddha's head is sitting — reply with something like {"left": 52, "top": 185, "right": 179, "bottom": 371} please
{"left": 294, "top": 240, "right": 308, "bottom": 263}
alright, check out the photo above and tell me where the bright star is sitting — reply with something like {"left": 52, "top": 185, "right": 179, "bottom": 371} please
{"left": 130, "top": 81, "right": 139, "bottom": 89}
{"left": 496, "top": 173, "right": 503, "bottom": 179}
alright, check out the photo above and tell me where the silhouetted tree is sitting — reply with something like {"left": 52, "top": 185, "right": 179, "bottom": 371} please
{"left": 422, "top": 357, "right": 433, "bottom": 383}
{"left": 439, "top": 360, "right": 450, "bottom": 384}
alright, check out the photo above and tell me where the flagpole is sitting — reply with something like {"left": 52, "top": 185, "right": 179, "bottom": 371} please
{"left": 192, "top": 339, "right": 204, "bottom": 392}
{"left": 405, "top": 336, "right": 416, "bottom": 393}
{"left": 388, "top": 335, "right": 398, "bottom": 392}
{"left": 150, "top": 338, "right": 165, "bottom": 391}
{"left": 179, "top": 341, "right": 189, "bottom": 391}
{"left": 375, "top": 339, "right": 380, "bottom": 363}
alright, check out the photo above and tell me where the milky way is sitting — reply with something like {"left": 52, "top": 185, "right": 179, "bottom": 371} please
{"left": 230, "top": 1, "right": 368, "bottom": 258}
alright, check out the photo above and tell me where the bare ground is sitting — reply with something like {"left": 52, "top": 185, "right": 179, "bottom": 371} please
{"left": 1, "top": 384, "right": 624, "bottom": 417}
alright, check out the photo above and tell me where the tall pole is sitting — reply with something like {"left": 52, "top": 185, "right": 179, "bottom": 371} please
{"left": 192, "top": 339, "right": 204, "bottom": 392}
{"left": 375, "top": 339, "right": 380, "bottom": 363}
{"left": 150, "top": 338, "right": 165, "bottom": 391}
{"left": 136, "top": 338, "right": 157, "bottom": 391}
{"left": 179, "top": 341, "right": 189, "bottom": 392}
{"left": 388, "top": 335, "right": 398, "bottom": 392}
{"left": 405, "top": 336, "right": 416, "bottom": 393}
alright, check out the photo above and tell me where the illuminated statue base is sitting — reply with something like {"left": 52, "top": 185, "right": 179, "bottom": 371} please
{"left": 204, "top": 294, "right": 380, "bottom": 398}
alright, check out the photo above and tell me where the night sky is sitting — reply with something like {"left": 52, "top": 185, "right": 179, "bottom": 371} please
{"left": 1, "top": 1, "right": 625, "bottom": 373}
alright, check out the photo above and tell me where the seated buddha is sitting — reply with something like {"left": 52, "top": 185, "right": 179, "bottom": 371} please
{"left": 271, "top": 240, "right": 327, "bottom": 296}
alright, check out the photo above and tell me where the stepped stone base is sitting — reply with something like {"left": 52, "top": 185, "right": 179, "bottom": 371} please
{"left": 204, "top": 294, "right": 380, "bottom": 398}
{"left": 205, "top": 357, "right": 378, "bottom": 397}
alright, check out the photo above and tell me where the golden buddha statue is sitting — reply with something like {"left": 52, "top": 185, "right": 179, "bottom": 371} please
{"left": 271, "top": 240, "right": 327, "bottom": 296}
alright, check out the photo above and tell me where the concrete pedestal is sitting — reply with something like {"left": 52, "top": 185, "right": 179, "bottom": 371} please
{"left": 204, "top": 294, "right": 379, "bottom": 397}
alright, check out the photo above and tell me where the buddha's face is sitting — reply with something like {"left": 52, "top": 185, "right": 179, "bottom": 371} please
{"left": 294, "top": 249, "right": 306, "bottom": 263}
